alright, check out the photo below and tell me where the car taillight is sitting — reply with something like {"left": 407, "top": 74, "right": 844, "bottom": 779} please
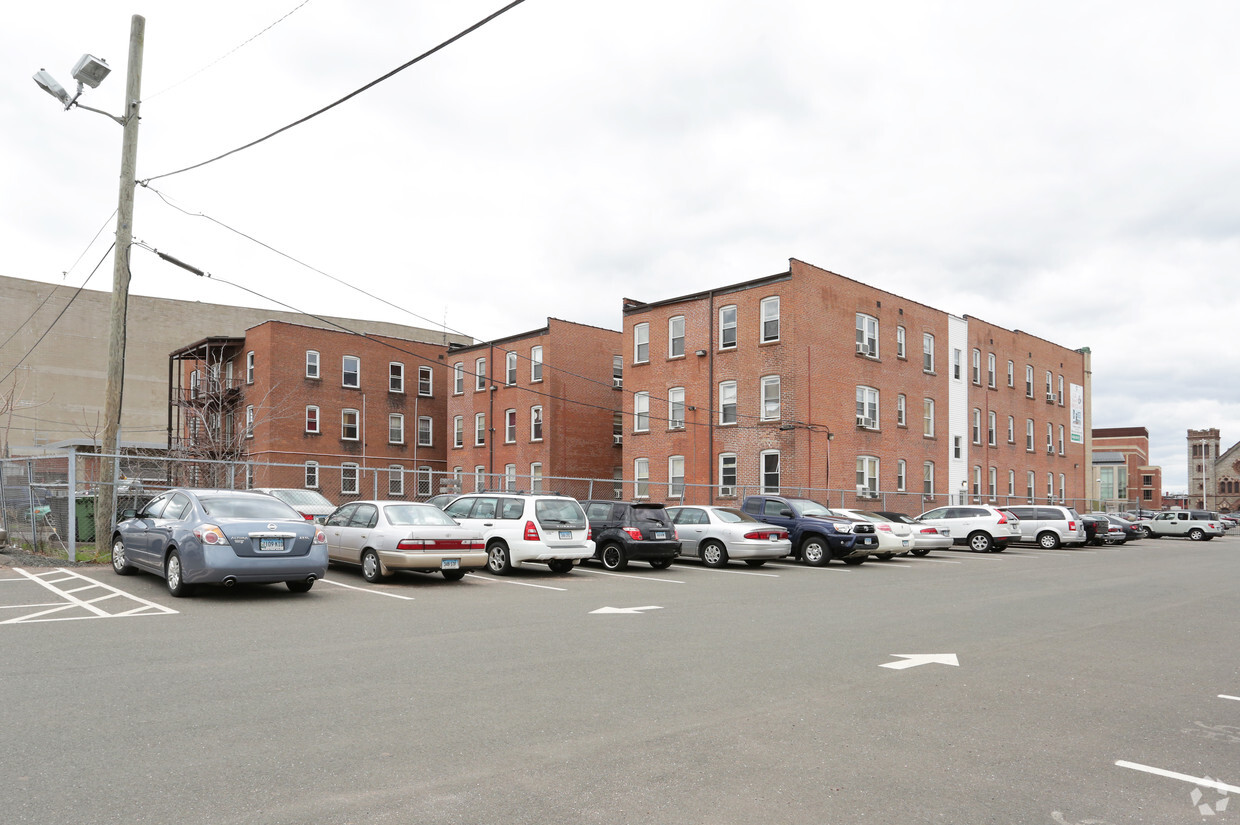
{"left": 397, "top": 539, "right": 426, "bottom": 549}
{"left": 623, "top": 527, "right": 643, "bottom": 540}
{"left": 920, "top": 527, "right": 938, "bottom": 534}
{"left": 1068, "top": 521, "right": 1076, "bottom": 530}
{"left": 587, "top": 527, "right": 592, "bottom": 541}
{"left": 194, "top": 523, "right": 227, "bottom": 545}
{"left": 997, "top": 513, "right": 1008, "bottom": 524}
{"left": 314, "top": 528, "right": 327, "bottom": 544}
{"left": 877, "top": 524, "right": 892, "bottom": 532}
{"left": 302, "top": 512, "right": 314, "bottom": 521}
{"left": 524, "top": 521, "right": 540, "bottom": 541}
{"left": 743, "top": 530, "right": 783, "bottom": 540}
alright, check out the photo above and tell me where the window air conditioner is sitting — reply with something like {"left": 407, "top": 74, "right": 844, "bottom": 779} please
{"left": 613, "top": 377, "right": 623, "bottom": 389}
{"left": 1046, "top": 393, "right": 1055, "bottom": 402}
{"left": 719, "top": 486, "right": 735, "bottom": 497}
{"left": 856, "top": 342, "right": 868, "bottom": 355}
{"left": 856, "top": 415, "right": 872, "bottom": 428}
{"left": 613, "top": 434, "right": 622, "bottom": 445}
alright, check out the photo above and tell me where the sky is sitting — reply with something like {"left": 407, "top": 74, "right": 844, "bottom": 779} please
{"left": 3, "top": 0, "right": 1238, "bottom": 492}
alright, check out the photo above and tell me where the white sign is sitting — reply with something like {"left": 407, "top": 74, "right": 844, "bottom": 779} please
{"left": 1070, "top": 383, "right": 1084, "bottom": 444}
{"left": 879, "top": 653, "right": 959, "bottom": 670}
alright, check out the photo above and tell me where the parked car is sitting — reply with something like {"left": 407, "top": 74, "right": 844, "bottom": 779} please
{"left": 111, "top": 488, "right": 328, "bottom": 596}
{"left": 254, "top": 488, "right": 336, "bottom": 523}
{"left": 581, "top": 501, "right": 681, "bottom": 570}
{"left": 425, "top": 494, "right": 457, "bottom": 510}
{"left": 832, "top": 508, "right": 914, "bottom": 559}
{"left": 1003, "top": 505, "right": 1087, "bottom": 549}
{"left": 1136, "top": 511, "right": 1224, "bottom": 541}
{"left": 1078, "top": 513, "right": 1110, "bottom": 546}
{"left": 872, "top": 511, "right": 952, "bottom": 556}
{"left": 665, "top": 505, "right": 791, "bottom": 567}
{"left": 442, "top": 493, "right": 594, "bottom": 574}
{"left": 323, "top": 500, "right": 487, "bottom": 582}
{"left": 1097, "top": 513, "right": 1143, "bottom": 543}
{"left": 915, "top": 505, "right": 1019, "bottom": 552}
{"left": 742, "top": 495, "right": 875, "bottom": 565}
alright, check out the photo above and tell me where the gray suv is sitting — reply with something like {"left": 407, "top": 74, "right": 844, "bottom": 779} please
{"left": 1004, "top": 505, "right": 1087, "bottom": 549}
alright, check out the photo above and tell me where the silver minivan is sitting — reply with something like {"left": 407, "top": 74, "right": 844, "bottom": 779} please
{"left": 1004, "top": 505, "right": 1086, "bottom": 549}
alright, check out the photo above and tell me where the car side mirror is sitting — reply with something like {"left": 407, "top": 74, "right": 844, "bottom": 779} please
{"left": 121, "top": 509, "right": 137, "bottom": 520}
{"left": 779, "top": 508, "right": 793, "bottom": 517}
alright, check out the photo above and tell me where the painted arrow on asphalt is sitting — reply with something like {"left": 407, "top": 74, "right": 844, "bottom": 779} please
{"left": 880, "top": 653, "right": 959, "bottom": 670}
{"left": 589, "top": 606, "right": 664, "bottom": 615}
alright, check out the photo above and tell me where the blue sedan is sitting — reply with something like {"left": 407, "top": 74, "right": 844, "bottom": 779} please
{"left": 111, "top": 488, "right": 328, "bottom": 596}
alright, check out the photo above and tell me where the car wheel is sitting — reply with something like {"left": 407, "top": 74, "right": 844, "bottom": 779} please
{"left": 744, "top": 559, "right": 767, "bottom": 568}
{"left": 286, "top": 579, "right": 314, "bottom": 593}
{"left": 546, "top": 559, "right": 573, "bottom": 574}
{"left": 442, "top": 569, "right": 466, "bottom": 581}
{"left": 1188, "top": 528, "right": 1205, "bottom": 541}
{"left": 600, "top": 543, "right": 628, "bottom": 571}
{"left": 800, "top": 538, "right": 829, "bottom": 566}
{"left": 841, "top": 555, "right": 865, "bottom": 566}
{"left": 649, "top": 558, "right": 673, "bottom": 569}
{"left": 165, "top": 549, "right": 192, "bottom": 597}
{"left": 967, "top": 531, "right": 993, "bottom": 553}
{"left": 361, "top": 549, "right": 386, "bottom": 583}
{"left": 1139, "top": 526, "right": 1152, "bottom": 539}
{"left": 111, "top": 536, "right": 136, "bottom": 576}
{"left": 1037, "top": 532, "right": 1060, "bottom": 549}
{"left": 700, "top": 540, "right": 728, "bottom": 568}
{"left": 910, "top": 548, "right": 930, "bottom": 557}
{"left": 487, "top": 541, "right": 513, "bottom": 575}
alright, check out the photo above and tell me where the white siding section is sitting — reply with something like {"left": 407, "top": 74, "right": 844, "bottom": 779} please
{"left": 948, "top": 315, "right": 969, "bottom": 503}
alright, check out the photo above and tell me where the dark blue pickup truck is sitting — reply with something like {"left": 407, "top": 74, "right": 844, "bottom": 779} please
{"left": 742, "top": 495, "right": 877, "bottom": 565}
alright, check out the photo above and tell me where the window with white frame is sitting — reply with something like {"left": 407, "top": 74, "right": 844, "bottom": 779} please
{"left": 1026, "top": 419, "right": 1035, "bottom": 451}
{"left": 530, "top": 463, "right": 543, "bottom": 493}
{"left": 613, "top": 355, "right": 623, "bottom": 388}
{"left": 1046, "top": 472, "right": 1054, "bottom": 500}
{"left": 246, "top": 351, "right": 255, "bottom": 384}
{"left": 1059, "top": 473, "right": 1066, "bottom": 502}
{"left": 612, "top": 467, "right": 624, "bottom": 500}
{"left": 1057, "top": 375, "right": 1064, "bottom": 405}
{"left": 304, "top": 461, "right": 319, "bottom": 489}
{"left": 341, "top": 463, "right": 359, "bottom": 496}
{"left": 719, "top": 381, "right": 737, "bottom": 425}
{"left": 1026, "top": 365, "right": 1034, "bottom": 397}
{"left": 1046, "top": 422, "right": 1054, "bottom": 452}
{"left": 988, "top": 410, "right": 997, "bottom": 446}
{"left": 923, "top": 461, "right": 935, "bottom": 496}
{"left": 1058, "top": 424, "right": 1064, "bottom": 455}
{"left": 760, "top": 450, "right": 781, "bottom": 493}
{"left": 1045, "top": 370, "right": 1053, "bottom": 399}
{"left": 856, "top": 313, "right": 878, "bottom": 357}
{"left": 971, "top": 408, "right": 982, "bottom": 444}
{"left": 453, "top": 416, "right": 463, "bottom": 448}
{"left": 923, "top": 334, "right": 935, "bottom": 372}
{"left": 1007, "top": 415, "right": 1015, "bottom": 443}
{"left": 668, "top": 388, "right": 685, "bottom": 429}
{"left": 342, "top": 409, "right": 359, "bottom": 441}
{"left": 634, "top": 392, "right": 649, "bottom": 432}
{"left": 971, "top": 349, "right": 981, "bottom": 385}
{"left": 474, "top": 465, "right": 485, "bottom": 492}
{"left": 1027, "top": 471, "right": 1035, "bottom": 501}
{"left": 634, "top": 458, "right": 649, "bottom": 499}
{"left": 418, "top": 416, "right": 432, "bottom": 447}
{"left": 896, "top": 325, "right": 906, "bottom": 359}
{"left": 719, "top": 305, "right": 737, "bottom": 349}
{"left": 896, "top": 459, "right": 907, "bottom": 491}
{"left": 504, "top": 465, "right": 516, "bottom": 493}
{"left": 343, "top": 356, "right": 360, "bottom": 388}
{"left": 505, "top": 351, "right": 517, "bottom": 385}
{"left": 388, "top": 465, "right": 404, "bottom": 497}
{"left": 856, "top": 386, "right": 878, "bottom": 429}
{"left": 389, "top": 362, "right": 405, "bottom": 393}
{"left": 953, "top": 436, "right": 962, "bottom": 459}
{"left": 896, "top": 394, "right": 906, "bottom": 427}
{"left": 1007, "top": 360, "right": 1014, "bottom": 387}
{"left": 305, "top": 350, "right": 320, "bottom": 379}
{"left": 952, "top": 348, "right": 962, "bottom": 380}
{"left": 987, "top": 353, "right": 996, "bottom": 388}
{"left": 719, "top": 453, "right": 737, "bottom": 495}
{"left": 418, "top": 366, "right": 432, "bottom": 396}
{"left": 761, "top": 375, "right": 781, "bottom": 420}
{"left": 972, "top": 465, "right": 982, "bottom": 497}
{"left": 245, "top": 464, "right": 254, "bottom": 490}
{"left": 531, "top": 346, "right": 543, "bottom": 382}
{"left": 669, "top": 316, "right": 685, "bottom": 358}
{"left": 475, "top": 358, "right": 487, "bottom": 391}
{"left": 668, "top": 455, "right": 685, "bottom": 498}
{"left": 760, "top": 296, "right": 780, "bottom": 343}
{"left": 531, "top": 406, "right": 543, "bottom": 441}
{"left": 923, "top": 398, "right": 935, "bottom": 437}
{"left": 388, "top": 413, "right": 404, "bottom": 444}
{"left": 505, "top": 409, "right": 517, "bottom": 443}
{"left": 988, "top": 466, "right": 997, "bottom": 498}
{"left": 189, "top": 369, "right": 200, "bottom": 399}
{"left": 413, "top": 467, "right": 428, "bottom": 497}
{"left": 856, "top": 455, "right": 879, "bottom": 497}
{"left": 305, "top": 405, "right": 319, "bottom": 434}
{"left": 453, "top": 362, "right": 464, "bottom": 394}
{"left": 634, "top": 323, "right": 649, "bottom": 363}
{"left": 1008, "top": 469, "right": 1015, "bottom": 496}
{"left": 475, "top": 413, "right": 486, "bottom": 446}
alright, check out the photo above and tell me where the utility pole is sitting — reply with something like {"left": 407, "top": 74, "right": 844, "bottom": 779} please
{"left": 96, "top": 14, "right": 145, "bottom": 550}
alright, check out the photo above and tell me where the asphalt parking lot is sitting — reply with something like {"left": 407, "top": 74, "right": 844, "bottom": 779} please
{"left": 2, "top": 535, "right": 1237, "bottom": 824}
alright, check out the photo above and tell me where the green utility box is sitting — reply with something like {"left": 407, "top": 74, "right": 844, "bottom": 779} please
{"left": 75, "top": 496, "right": 97, "bottom": 542}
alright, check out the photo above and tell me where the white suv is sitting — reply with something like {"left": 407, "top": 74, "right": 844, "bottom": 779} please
{"left": 916, "top": 505, "right": 1020, "bottom": 552}
{"left": 1136, "top": 510, "right": 1224, "bottom": 541}
{"left": 443, "top": 493, "right": 594, "bottom": 574}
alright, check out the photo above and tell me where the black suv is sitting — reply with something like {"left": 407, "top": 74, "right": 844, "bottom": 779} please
{"left": 581, "top": 501, "right": 681, "bottom": 570}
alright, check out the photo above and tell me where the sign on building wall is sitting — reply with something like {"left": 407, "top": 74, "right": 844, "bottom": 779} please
{"left": 1070, "top": 383, "right": 1084, "bottom": 443}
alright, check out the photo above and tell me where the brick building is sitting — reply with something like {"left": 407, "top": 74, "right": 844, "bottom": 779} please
{"left": 1187, "top": 428, "right": 1239, "bottom": 513}
{"left": 1091, "top": 426, "right": 1162, "bottom": 510}
{"left": 170, "top": 320, "right": 466, "bottom": 500}
{"left": 445, "top": 318, "right": 622, "bottom": 494}
{"left": 620, "top": 258, "right": 1091, "bottom": 511}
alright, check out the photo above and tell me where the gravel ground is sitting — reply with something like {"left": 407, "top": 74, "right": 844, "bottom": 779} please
{"left": 0, "top": 547, "right": 107, "bottom": 568}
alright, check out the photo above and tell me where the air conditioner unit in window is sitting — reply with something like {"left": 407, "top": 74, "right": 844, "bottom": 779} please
{"left": 613, "top": 434, "right": 622, "bottom": 445}
{"left": 1047, "top": 447, "right": 1054, "bottom": 455}
{"left": 719, "top": 486, "right": 735, "bottom": 497}
{"left": 856, "top": 342, "right": 868, "bottom": 355}
{"left": 613, "top": 377, "right": 623, "bottom": 389}
{"left": 856, "top": 415, "right": 873, "bottom": 428}
{"left": 1046, "top": 393, "right": 1055, "bottom": 402}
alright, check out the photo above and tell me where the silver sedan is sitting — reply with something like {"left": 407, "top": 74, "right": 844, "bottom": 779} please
{"left": 666, "top": 506, "right": 792, "bottom": 567}
{"left": 873, "top": 511, "right": 953, "bottom": 556}
{"left": 324, "top": 501, "right": 487, "bottom": 582}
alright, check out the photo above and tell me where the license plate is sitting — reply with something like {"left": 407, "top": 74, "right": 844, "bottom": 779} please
{"left": 770, "top": 534, "right": 781, "bottom": 542}
{"left": 860, "top": 537, "right": 875, "bottom": 546}
{"left": 559, "top": 531, "right": 572, "bottom": 540}
{"left": 259, "top": 537, "right": 283, "bottom": 552}
{"left": 901, "top": 540, "right": 910, "bottom": 547}
{"left": 441, "top": 558, "right": 459, "bottom": 570}
{"left": 654, "top": 531, "right": 667, "bottom": 539}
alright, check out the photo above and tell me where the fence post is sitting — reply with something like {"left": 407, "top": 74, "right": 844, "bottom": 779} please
{"left": 27, "top": 460, "right": 37, "bottom": 552}
{"left": 67, "top": 450, "right": 77, "bottom": 562}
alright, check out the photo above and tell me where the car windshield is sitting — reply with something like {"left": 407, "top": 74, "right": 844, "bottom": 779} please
{"left": 788, "top": 498, "right": 833, "bottom": 517}
{"left": 199, "top": 496, "right": 300, "bottom": 520}
{"left": 714, "top": 508, "right": 758, "bottom": 524}
{"left": 850, "top": 510, "right": 885, "bottom": 521}
{"left": 535, "top": 498, "right": 586, "bottom": 529}
{"left": 269, "top": 489, "right": 333, "bottom": 508}
{"left": 383, "top": 504, "right": 457, "bottom": 526}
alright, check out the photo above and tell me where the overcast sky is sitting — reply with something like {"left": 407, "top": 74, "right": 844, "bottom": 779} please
{"left": 4, "top": 0, "right": 1238, "bottom": 492}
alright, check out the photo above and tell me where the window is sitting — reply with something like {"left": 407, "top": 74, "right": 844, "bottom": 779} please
{"left": 952, "top": 349, "right": 962, "bottom": 380}
{"left": 1047, "top": 472, "right": 1054, "bottom": 500}
{"left": 953, "top": 436, "right": 962, "bottom": 460}
{"left": 388, "top": 466, "right": 404, "bottom": 497}
{"left": 531, "top": 406, "right": 543, "bottom": 441}
{"left": 341, "top": 463, "right": 359, "bottom": 496}
{"left": 474, "top": 413, "right": 486, "bottom": 446}
{"left": 1007, "top": 415, "right": 1015, "bottom": 443}
{"left": 668, "top": 456, "right": 685, "bottom": 498}
{"left": 760, "top": 450, "right": 781, "bottom": 493}
{"left": 856, "top": 456, "right": 879, "bottom": 497}
{"left": 1026, "top": 365, "right": 1034, "bottom": 398}
{"left": 971, "top": 349, "right": 981, "bottom": 384}
{"left": 1007, "top": 360, "right": 1014, "bottom": 388}
{"left": 923, "top": 334, "right": 935, "bottom": 373}
{"left": 505, "top": 351, "right": 517, "bottom": 385}
{"left": 244, "top": 405, "right": 254, "bottom": 438}
{"left": 634, "top": 458, "right": 649, "bottom": 499}
{"left": 1045, "top": 370, "right": 1054, "bottom": 399}
{"left": 1046, "top": 422, "right": 1054, "bottom": 453}
{"left": 505, "top": 409, "right": 517, "bottom": 443}
{"left": 634, "top": 392, "right": 649, "bottom": 432}
{"left": 1057, "top": 375, "right": 1064, "bottom": 405}
{"left": 418, "top": 416, "right": 432, "bottom": 447}
{"left": 668, "top": 388, "right": 685, "bottom": 429}
{"left": 189, "top": 369, "right": 200, "bottom": 399}
{"left": 1027, "top": 471, "right": 1036, "bottom": 501}
{"left": 1059, "top": 473, "right": 1066, "bottom": 502}
{"left": 1008, "top": 470, "right": 1015, "bottom": 496}
{"left": 474, "top": 466, "right": 486, "bottom": 492}
{"left": 634, "top": 323, "right": 649, "bottom": 363}
{"left": 305, "top": 405, "right": 319, "bottom": 434}
{"left": 305, "top": 350, "right": 320, "bottom": 379}
{"left": 761, "top": 375, "right": 781, "bottom": 421}
{"left": 342, "top": 409, "right": 359, "bottom": 441}
{"left": 343, "top": 356, "right": 360, "bottom": 388}
{"left": 304, "top": 461, "right": 319, "bottom": 489}
{"left": 475, "top": 358, "right": 487, "bottom": 391}
{"left": 669, "top": 316, "right": 685, "bottom": 358}
{"left": 414, "top": 467, "right": 429, "bottom": 497}
{"left": 923, "top": 398, "right": 935, "bottom": 437}
{"left": 972, "top": 465, "right": 981, "bottom": 497}
{"left": 856, "top": 386, "right": 878, "bottom": 428}
{"left": 988, "top": 467, "right": 997, "bottom": 498}
{"left": 719, "top": 381, "right": 737, "bottom": 425}
{"left": 388, "top": 413, "right": 404, "bottom": 444}
{"left": 453, "top": 416, "right": 463, "bottom": 448}
{"left": 896, "top": 394, "right": 906, "bottom": 427}
{"left": 856, "top": 313, "right": 878, "bottom": 357}
{"left": 987, "top": 353, "right": 996, "bottom": 388}
{"left": 971, "top": 408, "right": 982, "bottom": 445}
{"left": 988, "top": 411, "right": 997, "bottom": 447}
{"left": 246, "top": 351, "right": 254, "bottom": 384}
{"left": 719, "top": 305, "right": 737, "bottom": 349}
{"left": 760, "top": 296, "right": 780, "bottom": 342}
{"left": 530, "top": 463, "right": 543, "bottom": 493}
{"left": 504, "top": 465, "right": 516, "bottom": 493}
{"left": 923, "top": 462, "right": 935, "bottom": 496}
{"left": 1057, "top": 424, "right": 1064, "bottom": 455}
{"left": 613, "top": 412, "right": 623, "bottom": 444}
{"left": 896, "top": 459, "right": 907, "bottom": 492}
{"left": 389, "top": 362, "right": 405, "bottom": 393}
{"left": 1026, "top": 419, "right": 1035, "bottom": 451}
{"left": 453, "top": 362, "right": 464, "bottom": 394}
{"left": 896, "top": 325, "right": 906, "bottom": 359}
{"left": 613, "top": 356, "right": 623, "bottom": 389}
{"left": 418, "top": 366, "right": 432, "bottom": 396}
{"left": 531, "top": 346, "right": 543, "bottom": 382}
{"left": 719, "top": 453, "right": 737, "bottom": 495}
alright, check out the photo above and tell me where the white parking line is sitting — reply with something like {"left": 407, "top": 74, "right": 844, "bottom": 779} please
{"left": 672, "top": 565, "right": 780, "bottom": 578}
{"left": 3, "top": 568, "right": 178, "bottom": 624}
{"left": 1220, "top": 694, "right": 1240, "bottom": 702}
{"left": 908, "top": 557, "right": 963, "bottom": 564}
{"left": 768, "top": 562, "right": 850, "bottom": 571}
{"left": 1115, "top": 760, "right": 1240, "bottom": 794}
{"left": 865, "top": 561, "right": 914, "bottom": 569}
{"left": 577, "top": 569, "right": 685, "bottom": 584}
{"left": 462, "top": 573, "right": 566, "bottom": 591}
{"left": 320, "top": 578, "right": 415, "bottom": 599}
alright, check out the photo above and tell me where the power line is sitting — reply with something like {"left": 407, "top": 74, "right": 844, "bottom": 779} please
{"left": 143, "top": 0, "right": 529, "bottom": 183}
